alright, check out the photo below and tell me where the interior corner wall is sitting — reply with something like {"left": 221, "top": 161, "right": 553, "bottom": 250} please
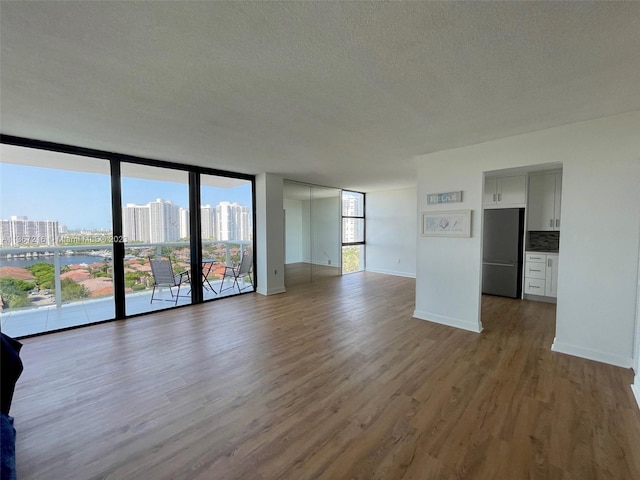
{"left": 255, "top": 173, "right": 285, "bottom": 296}
{"left": 414, "top": 111, "right": 640, "bottom": 366}
{"left": 366, "top": 187, "right": 417, "bottom": 278}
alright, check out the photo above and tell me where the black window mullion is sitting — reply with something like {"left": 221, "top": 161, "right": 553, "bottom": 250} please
{"left": 189, "top": 172, "right": 203, "bottom": 303}
{"left": 110, "top": 160, "right": 126, "bottom": 319}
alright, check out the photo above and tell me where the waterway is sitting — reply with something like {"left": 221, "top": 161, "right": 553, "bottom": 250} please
{"left": 0, "top": 255, "right": 110, "bottom": 269}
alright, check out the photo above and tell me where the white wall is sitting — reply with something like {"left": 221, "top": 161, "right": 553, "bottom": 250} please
{"left": 255, "top": 173, "right": 286, "bottom": 295}
{"left": 414, "top": 111, "right": 640, "bottom": 367}
{"left": 366, "top": 187, "right": 417, "bottom": 278}
{"left": 284, "top": 198, "right": 304, "bottom": 264}
{"left": 633, "top": 244, "right": 640, "bottom": 408}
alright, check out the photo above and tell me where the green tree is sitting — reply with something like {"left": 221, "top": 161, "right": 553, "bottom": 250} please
{"left": 342, "top": 246, "right": 362, "bottom": 273}
{"left": 26, "top": 262, "right": 55, "bottom": 290}
{"left": 0, "top": 278, "right": 33, "bottom": 309}
{"left": 60, "top": 278, "right": 90, "bottom": 302}
{"left": 124, "top": 272, "right": 142, "bottom": 289}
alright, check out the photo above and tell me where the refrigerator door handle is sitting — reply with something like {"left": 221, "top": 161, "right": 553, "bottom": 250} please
{"left": 483, "top": 261, "right": 516, "bottom": 267}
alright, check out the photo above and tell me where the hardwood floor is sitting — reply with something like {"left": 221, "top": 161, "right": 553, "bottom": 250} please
{"left": 285, "top": 262, "right": 341, "bottom": 287}
{"left": 11, "top": 273, "right": 640, "bottom": 479}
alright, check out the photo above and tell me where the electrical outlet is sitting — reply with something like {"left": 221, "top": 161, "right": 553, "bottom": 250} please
{"left": 398, "top": 258, "right": 401, "bottom": 263}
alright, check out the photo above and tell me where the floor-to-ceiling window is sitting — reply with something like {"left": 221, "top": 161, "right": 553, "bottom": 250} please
{"left": 200, "top": 174, "right": 254, "bottom": 299}
{"left": 341, "top": 190, "right": 365, "bottom": 273}
{"left": 0, "top": 144, "right": 114, "bottom": 336}
{"left": 120, "top": 163, "right": 192, "bottom": 315}
{"left": 0, "top": 137, "right": 255, "bottom": 338}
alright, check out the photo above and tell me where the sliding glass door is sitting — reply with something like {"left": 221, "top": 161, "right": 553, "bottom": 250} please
{"left": 120, "top": 163, "right": 192, "bottom": 315}
{"left": 200, "top": 174, "right": 254, "bottom": 299}
{"left": 0, "top": 137, "right": 256, "bottom": 337}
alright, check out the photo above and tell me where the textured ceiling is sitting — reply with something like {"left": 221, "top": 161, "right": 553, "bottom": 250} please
{"left": 1, "top": 1, "right": 639, "bottom": 192}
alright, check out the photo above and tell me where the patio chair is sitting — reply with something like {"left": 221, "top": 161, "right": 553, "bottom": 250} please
{"left": 149, "top": 257, "right": 191, "bottom": 305}
{"left": 220, "top": 250, "right": 253, "bottom": 293}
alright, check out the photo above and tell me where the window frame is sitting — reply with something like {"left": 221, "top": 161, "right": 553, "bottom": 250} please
{"left": 0, "top": 134, "right": 256, "bottom": 325}
{"left": 341, "top": 190, "right": 365, "bottom": 273}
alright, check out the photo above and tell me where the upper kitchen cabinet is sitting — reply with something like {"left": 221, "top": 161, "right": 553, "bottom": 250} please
{"left": 483, "top": 175, "right": 526, "bottom": 208}
{"left": 528, "top": 172, "right": 562, "bottom": 231}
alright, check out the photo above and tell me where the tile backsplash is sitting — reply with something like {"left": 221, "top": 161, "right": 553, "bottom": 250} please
{"left": 527, "top": 231, "right": 560, "bottom": 252}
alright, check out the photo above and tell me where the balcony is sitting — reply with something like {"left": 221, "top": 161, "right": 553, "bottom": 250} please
{"left": 0, "top": 241, "right": 253, "bottom": 338}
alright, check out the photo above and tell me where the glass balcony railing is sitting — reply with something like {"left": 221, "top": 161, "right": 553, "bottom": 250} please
{"left": 0, "top": 240, "right": 253, "bottom": 337}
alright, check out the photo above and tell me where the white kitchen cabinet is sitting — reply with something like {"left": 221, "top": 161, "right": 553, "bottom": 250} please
{"left": 545, "top": 254, "right": 559, "bottom": 297}
{"left": 523, "top": 252, "right": 559, "bottom": 299}
{"left": 528, "top": 172, "right": 562, "bottom": 230}
{"left": 524, "top": 254, "right": 547, "bottom": 295}
{"left": 524, "top": 277, "right": 546, "bottom": 295}
{"left": 484, "top": 175, "right": 526, "bottom": 208}
{"left": 525, "top": 260, "right": 546, "bottom": 279}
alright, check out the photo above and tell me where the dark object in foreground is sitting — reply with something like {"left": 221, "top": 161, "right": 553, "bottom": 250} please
{"left": 1, "top": 332, "right": 23, "bottom": 480}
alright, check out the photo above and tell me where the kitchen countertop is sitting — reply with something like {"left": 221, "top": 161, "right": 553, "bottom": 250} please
{"left": 525, "top": 250, "right": 559, "bottom": 255}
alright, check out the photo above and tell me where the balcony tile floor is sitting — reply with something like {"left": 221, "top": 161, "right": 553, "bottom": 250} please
{"left": 0, "top": 279, "right": 250, "bottom": 338}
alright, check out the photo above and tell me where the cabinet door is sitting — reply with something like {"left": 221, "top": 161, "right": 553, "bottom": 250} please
{"left": 545, "top": 254, "right": 559, "bottom": 297}
{"left": 528, "top": 174, "right": 556, "bottom": 231}
{"left": 497, "top": 175, "right": 526, "bottom": 206}
{"left": 483, "top": 177, "right": 497, "bottom": 206}
{"left": 553, "top": 173, "right": 562, "bottom": 230}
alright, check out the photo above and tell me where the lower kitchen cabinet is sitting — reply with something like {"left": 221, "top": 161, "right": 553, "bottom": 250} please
{"left": 524, "top": 252, "right": 558, "bottom": 299}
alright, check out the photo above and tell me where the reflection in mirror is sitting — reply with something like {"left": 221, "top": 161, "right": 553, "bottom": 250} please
{"left": 283, "top": 181, "right": 341, "bottom": 288}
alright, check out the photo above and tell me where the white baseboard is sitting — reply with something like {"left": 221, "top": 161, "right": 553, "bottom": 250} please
{"left": 551, "top": 338, "right": 633, "bottom": 368}
{"left": 365, "top": 267, "right": 416, "bottom": 278}
{"left": 632, "top": 380, "right": 640, "bottom": 411}
{"left": 413, "top": 310, "right": 482, "bottom": 333}
{"left": 256, "top": 286, "right": 286, "bottom": 296}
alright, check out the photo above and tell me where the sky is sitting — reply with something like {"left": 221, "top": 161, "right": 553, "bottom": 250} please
{"left": 0, "top": 163, "right": 252, "bottom": 230}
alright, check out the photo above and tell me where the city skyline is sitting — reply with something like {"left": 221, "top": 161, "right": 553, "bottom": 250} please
{"left": 122, "top": 199, "right": 251, "bottom": 243}
{"left": 0, "top": 163, "right": 252, "bottom": 229}
{"left": 1, "top": 198, "right": 253, "bottom": 247}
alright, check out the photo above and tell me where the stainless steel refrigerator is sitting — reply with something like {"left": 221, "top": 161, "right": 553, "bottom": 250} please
{"left": 482, "top": 208, "right": 524, "bottom": 298}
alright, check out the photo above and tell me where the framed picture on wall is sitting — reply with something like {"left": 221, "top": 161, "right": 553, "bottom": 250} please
{"left": 421, "top": 210, "right": 471, "bottom": 237}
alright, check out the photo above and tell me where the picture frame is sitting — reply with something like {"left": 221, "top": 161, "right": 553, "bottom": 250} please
{"left": 426, "top": 191, "right": 463, "bottom": 205}
{"left": 421, "top": 210, "right": 471, "bottom": 237}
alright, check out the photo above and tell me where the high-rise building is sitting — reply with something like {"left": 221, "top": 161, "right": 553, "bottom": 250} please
{"left": 121, "top": 199, "right": 250, "bottom": 244}
{"left": 179, "top": 207, "right": 190, "bottom": 240}
{"left": 200, "top": 205, "right": 217, "bottom": 239}
{"left": 0, "top": 216, "right": 59, "bottom": 246}
{"left": 237, "top": 204, "right": 251, "bottom": 241}
{"left": 123, "top": 199, "right": 181, "bottom": 243}
{"left": 216, "top": 202, "right": 233, "bottom": 241}
{"left": 216, "top": 202, "right": 251, "bottom": 241}
{"left": 122, "top": 204, "right": 151, "bottom": 242}
{"left": 1, "top": 220, "right": 11, "bottom": 247}
{"left": 148, "top": 199, "right": 180, "bottom": 243}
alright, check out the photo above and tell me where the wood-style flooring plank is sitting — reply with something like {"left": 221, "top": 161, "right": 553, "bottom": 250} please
{"left": 9, "top": 273, "right": 640, "bottom": 479}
